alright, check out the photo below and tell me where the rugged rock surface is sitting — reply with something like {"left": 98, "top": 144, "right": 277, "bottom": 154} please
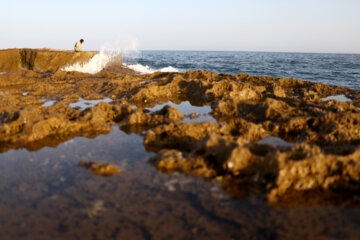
{"left": 0, "top": 48, "right": 97, "bottom": 72}
{"left": 1, "top": 48, "right": 360, "bottom": 207}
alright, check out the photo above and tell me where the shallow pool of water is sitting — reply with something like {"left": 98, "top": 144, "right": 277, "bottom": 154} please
{"left": 146, "top": 101, "right": 217, "bottom": 123}
{"left": 257, "top": 136, "right": 295, "bottom": 148}
{"left": 0, "top": 127, "right": 359, "bottom": 239}
{"left": 69, "top": 97, "right": 112, "bottom": 110}
{"left": 42, "top": 100, "right": 57, "bottom": 107}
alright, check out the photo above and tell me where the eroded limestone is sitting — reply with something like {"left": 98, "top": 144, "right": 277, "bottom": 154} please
{"left": 1, "top": 48, "right": 360, "bottom": 207}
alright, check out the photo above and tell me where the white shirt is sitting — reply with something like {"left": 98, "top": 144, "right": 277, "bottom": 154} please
{"left": 74, "top": 41, "right": 83, "bottom": 52}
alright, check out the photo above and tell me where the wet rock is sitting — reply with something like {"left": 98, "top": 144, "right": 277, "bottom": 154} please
{"left": 225, "top": 146, "right": 260, "bottom": 174}
{"left": 150, "top": 149, "right": 217, "bottom": 178}
{"left": 273, "top": 86, "right": 286, "bottom": 98}
{"left": 122, "top": 105, "right": 185, "bottom": 126}
{"left": 144, "top": 122, "right": 220, "bottom": 152}
{"left": 267, "top": 147, "right": 360, "bottom": 206}
{"left": 78, "top": 161, "right": 121, "bottom": 177}
{"left": 189, "top": 112, "right": 200, "bottom": 119}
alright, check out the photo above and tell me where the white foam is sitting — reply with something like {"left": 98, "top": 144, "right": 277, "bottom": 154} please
{"left": 62, "top": 33, "right": 141, "bottom": 74}
{"left": 62, "top": 52, "right": 117, "bottom": 74}
{"left": 124, "top": 64, "right": 153, "bottom": 74}
{"left": 124, "top": 63, "right": 179, "bottom": 74}
{"left": 321, "top": 95, "right": 352, "bottom": 102}
{"left": 159, "top": 66, "right": 179, "bottom": 72}
{"left": 60, "top": 33, "right": 179, "bottom": 75}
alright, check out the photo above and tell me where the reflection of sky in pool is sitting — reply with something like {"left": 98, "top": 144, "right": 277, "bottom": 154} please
{"left": 257, "top": 136, "right": 295, "bottom": 147}
{"left": 42, "top": 100, "right": 57, "bottom": 107}
{"left": 146, "top": 101, "right": 217, "bottom": 123}
{"left": 69, "top": 97, "right": 112, "bottom": 110}
{"left": 0, "top": 125, "right": 358, "bottom": 238}
{"left": 0, "top": 127, "right": 251, "bottom": 238}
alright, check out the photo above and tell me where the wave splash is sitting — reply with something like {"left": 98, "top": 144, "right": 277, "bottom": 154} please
{"left": 62, "top": 51, "right": 116, "bottom": 74}
{"left": 123, "top": 63, "right": 179, "bottom": 74}
{"left": 62, "top": 52, "right": 179, "bottom": 74}
{"left": 62, "top": 34, "right": 178, "bottom": 74}
{"left": 62, "top": 34, "right": 138, "bottom": 74}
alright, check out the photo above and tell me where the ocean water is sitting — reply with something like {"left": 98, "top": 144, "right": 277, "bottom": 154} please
{"left": 124, "top": 51, "right": 360, "bottom": 90}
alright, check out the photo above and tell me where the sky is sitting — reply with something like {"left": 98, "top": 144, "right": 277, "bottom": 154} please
{"left": 2, "top": 0, "right": 360, "bottom": 53}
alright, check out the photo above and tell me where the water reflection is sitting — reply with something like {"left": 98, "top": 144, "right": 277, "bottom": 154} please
{"left": 69, "top": 97, "right": 113, "bottom": 110}
{"left": 42, "top": 100, "right": 57, "bottom": 107}
{"left": 0, "top": 127, "right": 359, "bottom": 239}
{"left": 257, "top": 136, "right": 295, "bottom": 148}
{"left": 145, "top": 100, "right": 217, "bottom": 123}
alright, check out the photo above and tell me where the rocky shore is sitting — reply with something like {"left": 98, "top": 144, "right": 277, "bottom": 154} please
{"left": 0, "top": 48, "right": 97, "bottom": 72}
{"left": 1, "top": 49, "right": 360, "bottom": 207}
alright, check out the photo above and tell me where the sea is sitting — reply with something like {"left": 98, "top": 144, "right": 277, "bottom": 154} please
{"left": 121, "top": 51, "right": 360, "bottom": 90}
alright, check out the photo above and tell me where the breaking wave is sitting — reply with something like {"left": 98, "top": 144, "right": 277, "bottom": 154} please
{"left": 62, "top": 51, "right": 116, "bottom": 74}
{"left": 62, "top": 52, "right": 179, "bottom": 74}
{"left": 123, "top": 64, "right": 179, "bottom": 74}
{"left": 62, "top": 34, "right": 141, "bottom": 74}
{"left": 61, "top": 36, "right": 179, "bottom": 74}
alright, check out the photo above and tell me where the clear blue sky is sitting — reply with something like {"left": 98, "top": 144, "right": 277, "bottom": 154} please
{"left": 2, "top": 0, "right": 360, "bottom": 53}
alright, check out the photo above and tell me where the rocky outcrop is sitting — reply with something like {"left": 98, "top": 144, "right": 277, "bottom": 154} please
{"left": 0, "top": 48, "right": 97, "bottom": 72}
{"left": 1, "top": 58, "right": 360, "bottom": 207}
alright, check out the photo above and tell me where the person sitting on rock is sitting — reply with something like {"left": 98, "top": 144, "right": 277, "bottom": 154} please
{"left": 74, "top": 39, "right": 84, "bottom": 52}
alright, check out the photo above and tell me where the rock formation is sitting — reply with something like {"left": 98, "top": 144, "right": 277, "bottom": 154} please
{"left": 0, "top": 49, "right": 360, "bottom": 207}
{"left": 0, "top": 48, "right": 98, "bottom": 72}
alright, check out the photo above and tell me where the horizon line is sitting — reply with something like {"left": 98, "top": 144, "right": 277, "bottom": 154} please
{"left": 1, "top": 47, "right": 359, "bottom": 55}
{"left": 137, "top": 49, "right": 360, "bottom": 55}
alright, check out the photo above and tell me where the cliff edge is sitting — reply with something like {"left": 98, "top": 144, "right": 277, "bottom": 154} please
{"left": 0, "top": 48, "right": 98, "bottom": 72}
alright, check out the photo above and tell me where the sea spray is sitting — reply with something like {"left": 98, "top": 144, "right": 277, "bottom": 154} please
{"left": 62, "top": 51, "right": 117, "bottom": 74}
{"left": 98, "top": 35, "right": 180, "bottom": 74}
{"left": 123, "top": 63, "right": 179, "bottom": 74}
{"left": 62, "top": 33, "right": 140, "bottom": 74}
{"left": 62, "top": 52, "right": 180, "bottom": 74}
{"left": 62, "top": 34, "right": 179, "bottom": 74}
{"left": 101, "top": 33, "right": 140, "bottom": 59}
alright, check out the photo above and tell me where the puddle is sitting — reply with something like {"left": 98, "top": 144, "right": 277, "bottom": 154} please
{"left": 0, "top": 127, "right": 358, "bottom": 239}
{"left": 22, "top": 92, "right": 29, "bottom": 96}
{"left": 257, "top": 136, "right": 295, "bottom": 147}
{"left": 147, "top": 101, "right": 217, "bottom": 123}
{"left": 321, "top": 95, "right": 352, "bottom": 102}
{"left": 182, "top": 114, "right": 217, "bottom": 124}
{"left": 139, "top": 80, "right": 148, "bottom": 85}
{"left": 42, "top": 100, "right": 57, "bottom": 107}
{"left": 147, "top": 101, "right": 211, "bottom": 115}
{"left": 69, "top": 97, "right": 112, "bottom": 110}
